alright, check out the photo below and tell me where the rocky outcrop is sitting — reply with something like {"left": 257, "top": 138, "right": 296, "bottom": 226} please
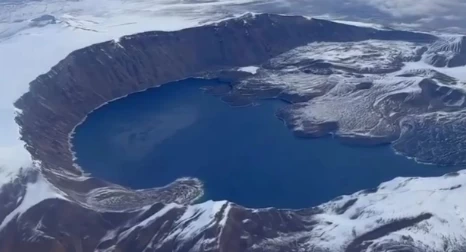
{"left": 5, "top": 13, "right": 448, "bottom": 252}
{"left": 14, "top": 13, "right": 437, "bottom": 206}
{"left": 14, "top": 13, "right": 436, "bottom": 178}
{"left": 425, "top": 36, "right": 466, "bottom": 67}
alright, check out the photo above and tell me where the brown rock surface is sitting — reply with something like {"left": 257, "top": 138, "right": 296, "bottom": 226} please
{"left": 1, "top": 14, "right": 439, "bottom": 252}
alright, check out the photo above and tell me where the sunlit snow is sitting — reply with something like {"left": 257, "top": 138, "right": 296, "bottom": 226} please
{"left": 0, "top": 0, "right": 262, "bottom": 184}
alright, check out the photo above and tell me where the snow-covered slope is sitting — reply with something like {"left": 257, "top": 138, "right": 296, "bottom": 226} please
{"left": 313, "top": 171, "right": 466, "bottom": 251}
{"left": 0, "top": 0, "right": 262, "bottom": 185}
{"left": 424, "top": 35, "right": 466, "bottom": 67}
{"left": 0, "top": 168, "right": 65, "bottom": 231}
{"left": 236, "top": 36, "right": 466, "bottom": 165}
{"left": 3, "top": 4, "right": 466, "bottom": 252}
{"left": 6, "top": 167, "right": 466, "bottom": 252}
{"left": 0, "top": 0, "right": 453, "bottom": 184}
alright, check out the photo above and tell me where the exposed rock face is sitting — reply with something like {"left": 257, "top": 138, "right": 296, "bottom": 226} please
{"left": 30, "top": 14, "right": 56, "bottom": 27}
{"left": 12, "top": 13, "right": 436, "bottom": 209}
{"left": 231, "top": 37, "right": 466, "bottom": 164}
{"left": 425, "top": 36, "right": 466, "bottom": 67}
{"left": 14, "top": 14, "right": 435, "bottom": 178}
{"left": 5, "top": 13, "right": 465, "bottom": 252}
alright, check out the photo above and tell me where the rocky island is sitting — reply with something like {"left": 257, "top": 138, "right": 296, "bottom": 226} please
{"left": 3, "top": 13, "right": 466, "bottom": 252}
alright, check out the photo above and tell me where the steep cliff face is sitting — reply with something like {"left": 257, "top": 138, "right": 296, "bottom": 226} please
{"left": 424, "top": 36, "right": 466, "bottom": 67}
{"left": 14, "top": 13, "right": 436, "bottom": 178}
{"left": 4, "top": 13, "right": 452, "bottom": 252}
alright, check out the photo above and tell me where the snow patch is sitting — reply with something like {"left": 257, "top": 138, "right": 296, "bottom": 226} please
{"left": 331, "top": 19, "right": 389, "bottom": 30}
{"left": 118, "top": 203, "right": 180, "bottom": 240}
{"left": 238, "top": 66, "right": 260, "bottom": 74}
{"left": 403, "top": 59, "right": 466, "bottom": 83}
{"left": 176, "top": 200, "right": 227, "bottom": 240}
{"left": 0, "top": 172, "right": 66, "bottom": 231}
{"left": 163, "top": 200, "right": 228, "bottom": 244}
{"left": 309, "top": 171, "right": 466, "bottom": 251}
{"left": 0, "top": 0, "right": 221, "bottom": 179}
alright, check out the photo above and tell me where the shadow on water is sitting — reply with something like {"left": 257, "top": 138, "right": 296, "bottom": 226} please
{"left": 72, "top": 78, "right": 460, "bottom": 208}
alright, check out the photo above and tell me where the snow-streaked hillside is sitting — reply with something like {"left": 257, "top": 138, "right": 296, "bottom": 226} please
{"left": 0, "top": 0, "right": 266, "bottom": 184}
{"left": 3, "top": 11, "right": 466, "bottom": 252}
{"left": 2, "top": 0, "right": 465, "bottom": 184}
{"left": 0, "top": 0, "right": 432, "bottom": 186}
{"left": 236, "top": 37, "right": 466, "bottom": 165}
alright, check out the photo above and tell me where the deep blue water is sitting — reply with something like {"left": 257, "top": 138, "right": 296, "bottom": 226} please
{"left": 73, "top": 79, "right": 457, "bottom": 208}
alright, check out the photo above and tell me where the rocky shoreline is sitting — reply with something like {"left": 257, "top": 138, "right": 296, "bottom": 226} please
{"left": 4, "top": 14, "right": 463, "bottom": 252}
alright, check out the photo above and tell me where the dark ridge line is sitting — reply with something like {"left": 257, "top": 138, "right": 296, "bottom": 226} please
{"left": 12, "top": 13, "right": 439, "bottom": 211}
{"left": 14, "top": 13, "right": 438, "bottom": 176}
{"left": 335, "top": 199, "right": 358, "bottom": 215}
{"left": 345, "top": 213, "right": 433, "bottom": 252}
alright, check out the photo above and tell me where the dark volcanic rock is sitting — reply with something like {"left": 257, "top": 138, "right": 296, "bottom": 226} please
{"left": 0, "top": 169, "right": 37, "bottom": 225}
{"left": 425, "top": 36, "right": 466, "bottom": 67}
{"left": 355, "top": 82, "right": 373, "bottom": 90}
{"left": 7, "top": 14, "right": 444, "bottom": 252}
{"left": 15, "top": 13, "right": 436, "bottom": 180}
{"left": 29, "top": 15, "right": 56, "bottom": 28}
{"left": 345, "top": 213, "right": 433, "bottom": 252}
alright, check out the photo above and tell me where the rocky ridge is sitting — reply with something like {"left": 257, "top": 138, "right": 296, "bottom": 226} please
{"left": 3, "top": 13, "right": 466, "bottom": 252}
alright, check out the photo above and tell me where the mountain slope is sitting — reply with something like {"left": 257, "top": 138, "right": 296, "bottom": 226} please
{"left": 3, "top": 13, "right": 466, "bottom": 252}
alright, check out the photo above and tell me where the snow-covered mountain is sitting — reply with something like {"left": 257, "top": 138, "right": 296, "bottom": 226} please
{"left": 2, "top": 12, "right": 466, "bottom": 252}
{"left": 237, "top": 35, "right": 466, "bottom": 166}
{"left": 1, "top": 0, "right": 464, "bottom": 183}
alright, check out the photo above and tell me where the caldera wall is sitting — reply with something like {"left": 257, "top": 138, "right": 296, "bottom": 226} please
{"left": 14, "top": 13, "right": 436, "bottom": 195}
{"left": 5, "top": 14, "right": 455, "bottom": 252}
